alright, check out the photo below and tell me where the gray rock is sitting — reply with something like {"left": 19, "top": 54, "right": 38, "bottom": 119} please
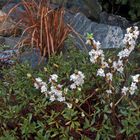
{"left": 18, "top": 49, "right": 47, "bottom": 68}
{"left": 51, "top": 0, "right": 102, "bottom": 21}
{"left": 66, "top": 12, "right": 125, "bottom": 49}
{"left": 0, "top": 36, "right": 47, "bottom": 68}
{"left": 0, "top": 36, "right": 20, "bottom": 47}
{"left": 0, "top": 36, "right": 5, "bottom": 45}
{"left": 0, "top": 49, "right": 16, "bottom": 63}
{"left": 100, "top": 12, "right": 130, "bottom": 29}
{"left": 2, "top": 2, "right": 24, "bottom": 21}
{"left": 0, "top": 36, "right": 20, "bottom": 62}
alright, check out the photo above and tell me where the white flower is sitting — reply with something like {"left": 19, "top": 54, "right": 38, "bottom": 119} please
{"left": 49, "top": 74, "right": 58, "bottom": 83}
{"left": 134, "top": 26, "right": 138, "bottom": 30}
{"left": 95, "top": 41, "right": 101, "bottom": 48}
{"left": 110, "top": 102, "right": 113, "bottom": 107}
{"left": 34, "top": 82, "right": 40, "bottom": 89}
{"left": 126, "top": 27, "right": 132, "bottom": 33}
{"left": 131, "top": 74, "right": 140, "bottom": 83}
{"left": 75, "top": 99, "right": 79, "bottom": 103}
{"left": 101, "top": 61, "right": 109, "bottom": 68}
{"left": 57, "top": 84, "right": 63, "bottom": 89}
{"left": 49, "top": 84, "right": 65, "bottom": 102}
{"left": 121, "top": 86, "right": 129, "bottom": 95}
{"left": 89, "top": 45, "right": 104, "bottom": 64}
{"left": 64, "top": 88, "right": 68, "bottom": 94}
{"left": 57, "top": 96, "right": 65, "bottom": 102}
{"left": 66, "top": 103, "right": 72, "bottom": 109}
{"left": 117, "top": 66, "right": 124, "bottom": 74}
{"left": 34, "top": 77, "right": 47, "bottom": 91}
{"left": 129, "top": 82, "right": 138, "bottom": 95}
{"left": 112, "top": 61, "right": 118, "bottom": 70}
{"left": 118, "top": 49, "right": 130, "bottom": 59}
{"left": 27, "top": 73, "right": 32, "bottom": 78}
{"left": 106, "top": 73, "right": 113, "bottom": 81}
{"left": 70, "top": 71, "right": 85, "bottom": 89}
{"left": 112, "top": 60, "right": 124, "bottom": 73}
{"left": 70, "top": 73, "right": 78, "bottom": 81}
{"left": 123, "top": 26, "right": 139, "bottom": 47}
{"left": 78, "top": 87, "right": 81, "bottom": 91}
{"left": 106, "top": 90, "right": 112, "bottom": 94}
{"left": 70, "top": 83, "right": 76, "bottom": 89}
{"left": 50, "top": 95, "right": 56, "bottom": 102}
{"left": 117, "top": 59, "right": 123, "bottom": 66}
{"left": 97, "top": 68, "right": 105, "bottom": 77}
{"left": 108, "top": 58, "right": 112, "bottom": 63}
{"left": 41, "top": 84, "right": 47, "bottom": 93}
{"left": 77, "top": 71, "right": 85, "bottom": 78}
{"left": 81, "top": 112, "right": 85, "bottom": 117}
{"left": 35, "top": 77, "right": 42, "bottom": 83}
{"left": 50, "top": 85, "right": 62, "bottom": 96}
{"left": 86, "top": 39, "right": 91, "bottom": 45}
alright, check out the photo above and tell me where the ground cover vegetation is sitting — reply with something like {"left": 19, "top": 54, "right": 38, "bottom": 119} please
{"left": 0, "top": 27, "right": 140, "bottom": 139}
{"left": 0, "top": 0, "right": 140, "bottom": 139}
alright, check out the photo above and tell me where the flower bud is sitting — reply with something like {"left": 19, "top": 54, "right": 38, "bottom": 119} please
{"left": 27, "top": 73, "right": 32, "bottom": 78}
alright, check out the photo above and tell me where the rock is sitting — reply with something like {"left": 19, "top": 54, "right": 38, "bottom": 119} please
{"left": 0, "top": 36, "right": 5, "bottom": 45}
{"left": 65, "top": 12, "right": 125, "bottom": 49}
{"left": 18, "top": 49, "right": 47, "bottom": 68}
{"left": 50, "top": 0, "right": 102, "bottom": 21}
{"left": 0, "top": 49, "right": 17, "bottom": 63}
{"left": 0, "top": 36, "right": 20, "bottom": 63}
{"left": 2, "top": 2, "right": 24, "bottom": 21}
{"left": 100, "top": 12, "right": 130, "bottom": 29}
{"left": 0, "top": 35, "right": 47, "bottom": 68}
{"left": 4, "top": 36, "right": 20, "bottom": 47}
{"left": 0, "top": 10, "right": 21, "bottom": 37}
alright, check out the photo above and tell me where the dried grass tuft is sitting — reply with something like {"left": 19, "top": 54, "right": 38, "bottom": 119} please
{"left": 8, "top": 0, "right": 71, "bottom": 58}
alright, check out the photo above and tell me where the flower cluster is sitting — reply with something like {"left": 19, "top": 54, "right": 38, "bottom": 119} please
{"left": 87, "top": 36, "right": 110, "bottom": 82}
{"left": 112, "top": 26, "right": 139, "bottom": 73}
{"left": 112, "top": 59, "right": 124, "bottom": 74}
{"left": 88, "top": 39, "right": 108, "bottom": 68}
{"left": 49, "top": 74, "right": 58, "bottom": 83}
{"left": 32, "top": 26, "right": 139, "bottom": 106}
{"left": 121, "top": 74, "right": 140, "bottom": 95}
{"left": 87, "top": 26, "right": 139, "bottom": 96}
{"left": 34, "top": 74, "right": 65, "bottom": 102}
{"left": 88, "top": 41, "right": 103, "bottom": 63}
{"left": 48, "top": 84, "right": 65, "bottom": 102}
{"left": 97, "top": 68, "right": 105, "bottom": 77}
{"left": 123, "top": 26, "right": 139, "bottom": 48}
{"left": 70, "top": 71, "right": 85, "bottom": 89}
{"left": 34, "top": 77, "right": 47, "bottom": 93}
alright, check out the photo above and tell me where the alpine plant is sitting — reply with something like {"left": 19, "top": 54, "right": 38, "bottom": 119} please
{"left": 31, "top": 26, "right": 139, "bottom": 108}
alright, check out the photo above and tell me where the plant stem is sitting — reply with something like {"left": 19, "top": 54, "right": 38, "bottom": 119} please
{"left": 115, "top": 94, "right": 125, "bottom": 106}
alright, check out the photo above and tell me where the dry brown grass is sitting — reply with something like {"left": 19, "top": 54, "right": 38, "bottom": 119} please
{"left": 8, "top": 0, "right": 71, "bottom": 58}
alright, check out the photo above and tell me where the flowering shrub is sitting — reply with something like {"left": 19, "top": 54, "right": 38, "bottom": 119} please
{"left": 0, "top": 27, "right": 140, "bottom": 139}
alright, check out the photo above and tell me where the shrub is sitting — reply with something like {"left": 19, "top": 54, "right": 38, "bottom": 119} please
{"left": 0, "top": 27, "right": 140, "bottom": 139}
{"left": 8, "top": 0, "right": 70, "bottom": 57}
{"left": 99, "top": 0, "right": 140, "bottom": 21}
